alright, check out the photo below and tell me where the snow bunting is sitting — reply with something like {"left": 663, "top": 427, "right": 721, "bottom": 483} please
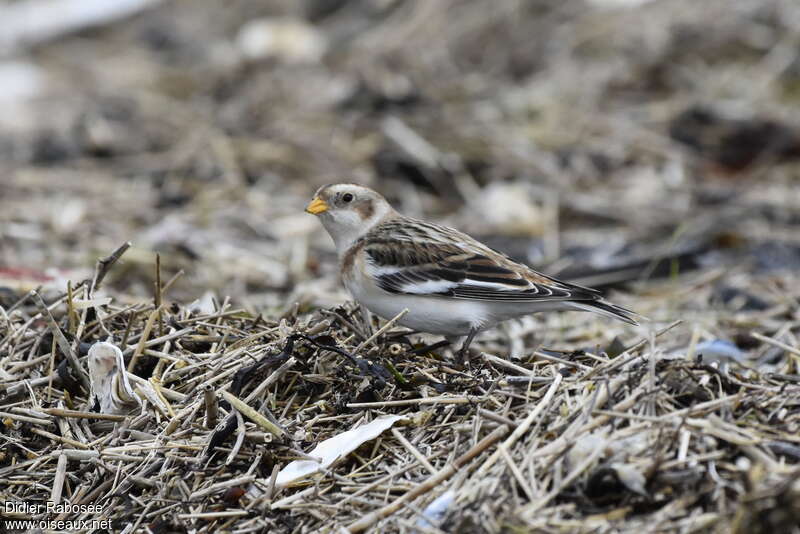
{"left": 306, "top": 183, "right": 639, "bottom": 358}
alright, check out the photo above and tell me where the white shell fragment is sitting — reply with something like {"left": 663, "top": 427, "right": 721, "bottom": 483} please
{"left": 416, "top": 490, "right": 455, "bottom": 529}
{"left": 88, "top": 340, "right": 141, "bottom": 415}
{"left": 276, "top": 414, "right": 408, "bottom": 487}
{"left": 611, "top": 463, "right": 648, "bottom": 497}
{"left": 236, "top": 18, "right": 327, "bottom": 64}
{"left": 188, "top": 290, "right": 217, "bottom": 315}
{"left": 694, "top": 340, "right": 745, "bottom": 365}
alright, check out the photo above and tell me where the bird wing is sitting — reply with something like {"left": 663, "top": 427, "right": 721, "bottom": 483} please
{"left": 362, "top": 219, "right": 599, "bottom": 303}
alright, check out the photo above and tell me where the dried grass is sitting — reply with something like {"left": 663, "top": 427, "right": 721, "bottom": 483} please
{"left": 1, "top": 244, "right": 799, "bottom": 532}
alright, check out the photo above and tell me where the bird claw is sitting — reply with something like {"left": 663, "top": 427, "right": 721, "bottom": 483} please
{"left": 455, "top": 329, "right": 478, "bottom": 365}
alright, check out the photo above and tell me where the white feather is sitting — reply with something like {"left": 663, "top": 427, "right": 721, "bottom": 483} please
{"left": 460, "top": 278, "right": 533, "bottom": 291}
{"left": 366, "top": 264, "right": 402, "bottom": 276}
{"left": 401, "top": 279, "right": 456, "bottom": 294}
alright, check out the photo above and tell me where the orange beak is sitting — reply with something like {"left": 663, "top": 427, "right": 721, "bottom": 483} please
{"left": 305, "top": 197, "right": 328, "bottom": 215}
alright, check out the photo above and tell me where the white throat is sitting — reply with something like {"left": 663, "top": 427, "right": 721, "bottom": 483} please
{"left": 321, "top": 205, "right": 394, "bottom": 256}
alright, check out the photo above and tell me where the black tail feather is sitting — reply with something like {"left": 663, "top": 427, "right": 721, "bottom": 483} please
{"left": 571, "top": 299, "right": 642, "bottom": 325}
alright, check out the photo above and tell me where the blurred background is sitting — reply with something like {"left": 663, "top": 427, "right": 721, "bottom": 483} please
{"left": 4, "top": 4, "right": 800, "bottom": 531}
{"left": 2, "top": 0, "right": 799, "bottom": 324}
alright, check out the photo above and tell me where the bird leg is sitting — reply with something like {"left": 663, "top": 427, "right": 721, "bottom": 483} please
{"left": 457, "top": 329, "right": 478, "bottom": 363}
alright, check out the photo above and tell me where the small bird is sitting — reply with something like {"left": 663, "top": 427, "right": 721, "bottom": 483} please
{"left": 306, "top": 184, "right": 639, "bottom": 359}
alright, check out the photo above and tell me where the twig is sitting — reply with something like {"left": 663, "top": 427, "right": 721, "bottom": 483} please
{"left": 154, "top": 253, "right": 163, "bottom": 338}
{"left": 204, "top": 385, "right": 218, "bottom": 429}
{"left": 0, "top": 411, "right": 52, "bottom": 426}
{"left": 177, "top": 511, "right": 249, "bottom": 520}
{"left": 189, "top": 475, "right": 256, "bottom": 500}
{"left": 66, "top": 281, "right": 77, "bottom": 334}
{"left": 582, "top": 320, "right": 683, "bottom": 380}
{"left": 347, "top": 396, "right": 481, "bottom": 408}
{"left": 30, "top": 427, "right": 89, "bottom": 449}
{"left": 222, "top": 390, "right": 285, "bottom": 438}
{"left": 31, "top": 290, "right": 91, "bottom": 392}
{"left": 244, "top": 356, "right": 297, "bottom": 403}
{"left": 531, "top": 351, "right": 592, "bottom": 371}
{"left": 482, "top": 353, "right": 536, "bottom": 376}
{"left": 226, "top": 410, "right": 246, "bottom": 466}
{"left": 751, "top": 331, "right": 800, "bottom": 360}
{"left": 91, "top": 241, "right": 131, "bottom": 293}
{"left": 127, "top": 305, "right": 163, "bottom": 372}
{"left": 44, "top": 408, "right": 127, "bottom": 421}
{"left": 476, "top": 373, "right": 563, "bottom": 476}
{"left": 346, "top": 424, "right": 509, "bottom": 533}
{"left": 265, "top": 463, "right": 280, "bottom": 503}
{"left": 391, "top": 427, "right": 438, "bottom": 475}
{"left": 50, "top": 452, "right": 68, "bottom": 505}
{"left": 161, "top": 269, "right": 184, "bottom": 295}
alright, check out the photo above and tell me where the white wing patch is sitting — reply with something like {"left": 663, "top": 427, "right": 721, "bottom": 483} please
{"left": 401, "top": 279, "right": 457, "bottom": 294}
{"left": 367, "top": 264, "right": 402, "bottom": 276}
{"left": 460, "top": 278, "right": 535, "bottom": 292}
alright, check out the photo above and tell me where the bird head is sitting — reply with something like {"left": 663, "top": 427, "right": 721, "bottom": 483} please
{"left": 305, "top": 183, "right": 395, "bottom": 252}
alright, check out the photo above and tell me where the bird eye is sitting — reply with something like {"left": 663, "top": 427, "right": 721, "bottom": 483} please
{"left": 342, "top": 193, "right": 354, "bottom": 203}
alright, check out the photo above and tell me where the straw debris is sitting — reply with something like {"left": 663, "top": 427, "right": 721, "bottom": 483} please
{"left": 1, "top": 246, "right": 799, "bottom": 532}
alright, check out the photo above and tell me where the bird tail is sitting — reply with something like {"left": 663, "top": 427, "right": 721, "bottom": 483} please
{"left": 568, "top": 299, "right": 643, "bottom": 326}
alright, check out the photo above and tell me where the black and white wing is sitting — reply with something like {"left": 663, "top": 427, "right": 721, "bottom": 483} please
{"left": 361, "top": 218, "right": 639, "bottom": 324}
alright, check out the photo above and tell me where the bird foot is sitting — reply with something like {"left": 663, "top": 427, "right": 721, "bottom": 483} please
{"left": 456, "top": 346, "right": 480, "bottom": 366}
{"left": 455, "top": 329, "right": 479, "bottom": 365}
